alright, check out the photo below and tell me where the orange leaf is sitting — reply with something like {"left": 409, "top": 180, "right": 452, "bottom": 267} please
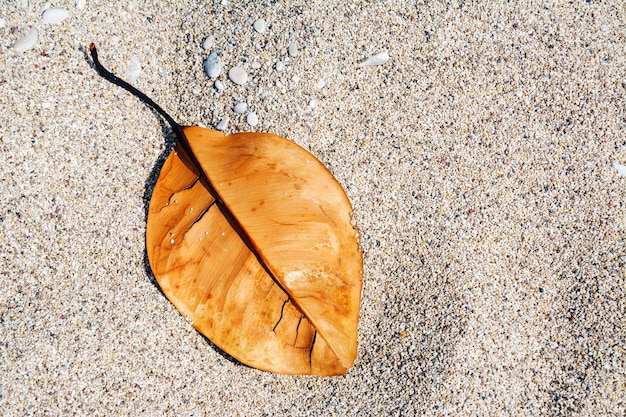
{"left": 90, "top": 43, "right": 363, "bottom": 376}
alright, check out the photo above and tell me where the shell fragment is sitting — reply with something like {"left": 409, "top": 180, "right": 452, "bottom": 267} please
{"left": 357, "top": 51, "right": 390, "bottom": 68}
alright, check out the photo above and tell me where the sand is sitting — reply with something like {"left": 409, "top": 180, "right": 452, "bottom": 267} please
{"left": 1, "top": 1, "right": 624, "bottom": 415}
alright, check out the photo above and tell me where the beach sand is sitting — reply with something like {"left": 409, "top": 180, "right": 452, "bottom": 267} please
{"left": 1, "top": 1, "right": 624, "bottom": 415}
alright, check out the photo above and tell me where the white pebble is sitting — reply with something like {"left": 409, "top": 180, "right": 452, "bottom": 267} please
{"left": 42, "top": 7, "right": 69, "bottom": 24}
{"left": 315, "top": 78, "right": 326, "bottom": 89}
{"left": 233, "top": 102, "right": 248, "bottom": 114}
{"left": 246, "top": 112, "right": 258, "bottom": 127}
{"left": 308, "top": 99, "right": 316, "bottom": 108}
{"left": 0, "top": 18, "right": 6, "bottom": 29}
{"left": 125, "top": 57, "right": 142, "bottom": 83}
{"left": 275, "top": 60, "right": 284, "bottom": 72}
{"left": 76, "top": 0, "right": 86, "bottom": 10}
{"left": 12, "top": 28, "right": 38, "bottom": 52}
{"left": 228, "top": 67, "right": 248, "bottom": 85}
{"left": 202, "top": 36, "right": 214, "bottom": 50}
{"left": 253, "top": 18, "right": 267, "bottom": 34}
{"left": 288, "top": 41, "right": 299, "bottom": 58}
{"left": 251, "top": 62, "right": 261, "bottom": 69}
{"left": 204, "top": 51, "right": 221, "bottom": 78}
{"left": 614, "top": 162, "right": 626, "bottom": 177}
{"left": 357, "top": 51, "right": 390, "bottom": 68}
{"left": 216, "top": 116, "right": 230, "bottom": 131}
{"left": 214, "top": 79, "right": 225, "bottom": 91}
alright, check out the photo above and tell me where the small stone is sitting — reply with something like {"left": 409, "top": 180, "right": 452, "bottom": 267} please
{"left": 233, "top": 102, "right": 248, "bottom": 114}
{"left": 288, "top": 41, "right": 299, "bottom": 58}
{"left": 308, "top": 99, "right": 317, "bottom": 108}
{"left": 275, "top": 60, "right": 284, "bottom": 72}
{"left": 253, "top": 18, "right": 267, "bottom": 34}
{"left": 202, "top": 36, "right": 214, "bottom": 50}
{"left": 214, "top": 79, "right": 225, "bottom": 91}
{"left": 246, "top": 112, "right": 259, "bottom": 127}
{"left": 76, "top": 0, "right": 86, "bottom": 10}
{"left": 0, "top": 17, "right": 6, "bottom": 29}
{"left": 315, "top": 78, "right": 326, "bottom": 89}
{"left": 357, "top": 51, "right": 390, "bottom": 68}
{"left": 42, "top": 7, "right": 70, "bottom": 24}
{"left": 204, "top": 51, "right": 221, "bottom": 78}
{"left": 216, "top": 116, "right": 229, "bottom": 131}
{"left": 251, "top": 62, "right": 261, "bottom": 69}
{"left": 12, "top": 28, "right": 38, "bottom": 52}
{"left": 228, "top": 67, "right": 248, "bottom": 85}
{"left": 125, "top": 57, "right": 142, "bottom": 83}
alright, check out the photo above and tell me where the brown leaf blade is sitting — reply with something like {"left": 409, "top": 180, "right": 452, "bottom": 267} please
{"left": 146, "top": 128, "right": 363, "bottom": 376}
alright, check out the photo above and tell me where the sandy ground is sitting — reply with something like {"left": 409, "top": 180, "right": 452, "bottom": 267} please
{"left": 1, "top": 1, "right": 624, "bottom": 415}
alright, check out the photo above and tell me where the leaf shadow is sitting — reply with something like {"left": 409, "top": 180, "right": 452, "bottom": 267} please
{"left": 140, "top": 120, "right": 174, "bottom": 290}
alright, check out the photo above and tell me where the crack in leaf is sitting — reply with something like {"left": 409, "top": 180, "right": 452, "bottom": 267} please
{"left": 309, "top": 330, "right": 317, "bottom": 371}
{"left": 294, "top": 316, "right": 303, "bottom": 346}
{"left": 272, "top": 299, "right": 289, "bottom": 332}
{"left": 185, "top": 200, "right": 216, "bottom": 235}
{"left": 160, "top": 176, "right": 201, "bottom": 212}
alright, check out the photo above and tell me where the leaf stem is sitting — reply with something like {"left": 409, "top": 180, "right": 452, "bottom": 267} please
{"left": 88, "top": 43, "right": 184, "bottom": 140}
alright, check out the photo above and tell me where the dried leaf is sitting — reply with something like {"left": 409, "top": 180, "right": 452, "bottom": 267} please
{"left": 90, "top": 44, "right": 363, "bottom": 376}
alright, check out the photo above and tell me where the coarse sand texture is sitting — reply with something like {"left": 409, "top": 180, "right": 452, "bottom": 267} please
{"left": 1, "top": 1, "right": 624, "bottom": 415}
